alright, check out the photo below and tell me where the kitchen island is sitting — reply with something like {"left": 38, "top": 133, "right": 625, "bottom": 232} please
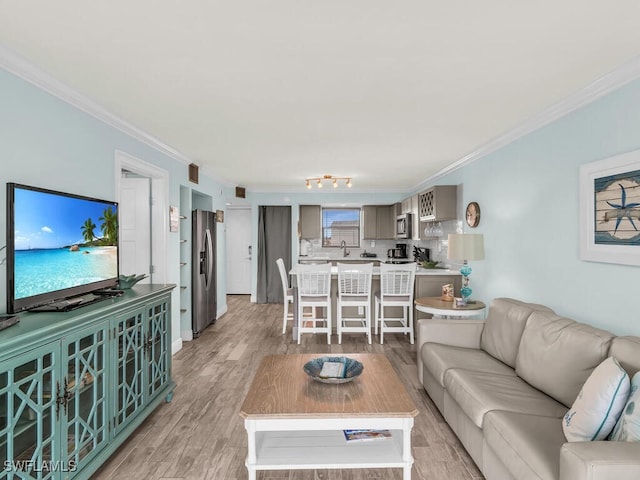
{"left": 288, "top": 264, "right": 462, "bottom": 339}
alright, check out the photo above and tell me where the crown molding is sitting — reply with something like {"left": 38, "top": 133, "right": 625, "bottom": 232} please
{"left": 411, "top": 55, "right": 640, "bottom": 193}
{"left": 0, "top": 45, "right": 193, "bottom": 167}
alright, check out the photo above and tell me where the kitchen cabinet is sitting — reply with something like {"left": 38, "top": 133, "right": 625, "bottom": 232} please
{"left": 418, "top": 186, "right": 457, "bottom": 222}
{"left": 413, "top": 274, "right": 461, "bottom": 321}
{"left": 299, "top": 205, "right": 321, "bottom": 239}
{"left": 400, "top": 198, "right": 412, "bottom": 215}
{"left": 0, "top": 285, "right": 175, "bottom": 479}
{"left": 362, "top": 205, "right": 395, "bottom": 240}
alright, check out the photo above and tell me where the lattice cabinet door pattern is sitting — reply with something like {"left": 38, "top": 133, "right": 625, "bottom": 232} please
{"left": 112, "top": 308, "right": 146, "bottom": 438}
{"left": 0, "top": 285, "right": 175, "bottom": 480}
{"left": 60, "top": 323, "right": 109, "bottom": 472}
{"left": 418, "top": 186, "right": 457, "bottom": 222}
{"left": 146, "top": 301, "right": 171, "bottom": 401}
{"left": 1, "top": 344, "right": 59, "bottom": 480}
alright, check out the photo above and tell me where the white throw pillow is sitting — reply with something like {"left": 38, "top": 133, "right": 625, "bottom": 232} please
{"left": 563, "top": 356, "right": 630, "bottom": 442}
{"left": 609, "top": 371, "right": 640, "bottom": 442}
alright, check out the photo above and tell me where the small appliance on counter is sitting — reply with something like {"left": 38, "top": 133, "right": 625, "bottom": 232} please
{"left": 385, "top": 243, "right": 411, "bottom": 263}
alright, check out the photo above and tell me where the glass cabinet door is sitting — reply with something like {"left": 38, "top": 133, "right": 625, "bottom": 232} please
{"left": 146, "top": 300, "right": 171, "bottom": 400}
{"left": 60, "top": 323, "right": 109, "bottom": 474}
{"left": 0, "top": 344, "right": 58, "bottom": 480}
{"left": 112, "top": 308, "right": 145, "bottom": 436}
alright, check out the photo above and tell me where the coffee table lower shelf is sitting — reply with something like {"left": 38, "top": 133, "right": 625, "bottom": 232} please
{"left": 244, "top": 417, "right": 414, "bottom": 479}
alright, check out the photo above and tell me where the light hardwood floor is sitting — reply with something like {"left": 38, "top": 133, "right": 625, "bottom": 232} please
{"left": 94, "top": 295, "right": 484, "bottom": 480}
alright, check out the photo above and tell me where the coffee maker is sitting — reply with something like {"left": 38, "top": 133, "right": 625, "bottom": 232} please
{"left": 395, "top": 243, "right": 407, "bottom": 259}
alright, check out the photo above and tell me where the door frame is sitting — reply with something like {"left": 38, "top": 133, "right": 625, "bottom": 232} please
{"left": 114, "top": 150, "right": 169, "bottom": 284}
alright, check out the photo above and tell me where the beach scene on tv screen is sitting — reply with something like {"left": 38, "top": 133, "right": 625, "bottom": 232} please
{"left": 13, "top": 188, "right": 118, "bottom": 300}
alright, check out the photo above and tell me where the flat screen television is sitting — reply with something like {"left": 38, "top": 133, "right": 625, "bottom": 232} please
{"left": 6, "top": 183, "right": 119, "bottom": 313}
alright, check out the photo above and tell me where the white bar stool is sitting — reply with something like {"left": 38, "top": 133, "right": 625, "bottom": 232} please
{"left": 336, "top": 262, "right": 374, "bottom": 344}
{"left": 276, "top": 258, "right": 294, "bottom": 334}
{"left": 296, "top": 263, "right": 332, "bottom": 344}
{"left": 375, "top": 263, "right": 416, "bottom": 344}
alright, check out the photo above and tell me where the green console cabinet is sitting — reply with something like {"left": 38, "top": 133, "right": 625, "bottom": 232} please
{"left": 0, "top": 284, "right": 175, "bottom": 480}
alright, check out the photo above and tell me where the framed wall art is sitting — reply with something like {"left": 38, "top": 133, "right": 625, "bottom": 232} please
{"left": 580, "top": 149, "right": 640, "bottom": 266}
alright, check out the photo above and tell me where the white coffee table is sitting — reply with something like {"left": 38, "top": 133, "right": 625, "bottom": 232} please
{"left": 239, "top": 353, "right": 418, "bottom": 479}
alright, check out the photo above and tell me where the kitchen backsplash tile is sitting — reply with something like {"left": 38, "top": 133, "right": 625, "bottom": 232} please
{"left": 300, "top": 219, "right": 464, "bottom": 267}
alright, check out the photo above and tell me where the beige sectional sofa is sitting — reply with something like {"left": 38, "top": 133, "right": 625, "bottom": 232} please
{"left": 416, "top": 297, "right": 640, "bottom": 480}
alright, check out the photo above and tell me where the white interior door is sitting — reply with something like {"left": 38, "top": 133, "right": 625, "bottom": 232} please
{"left": 119, "top": 176, "right": 151, "bottom": 282}
{"left": 226, "top": 208, "right": 252, "bottom": 294}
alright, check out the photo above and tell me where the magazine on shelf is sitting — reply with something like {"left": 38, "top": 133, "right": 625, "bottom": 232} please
{"left": 343, "top": 429, "right": 392, "bottom": 442}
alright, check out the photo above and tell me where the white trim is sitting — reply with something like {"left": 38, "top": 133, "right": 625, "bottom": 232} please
{"left": 0, "top": 45, "right": 192, "bottom": 166}
{"left": 181, "top": 329, "right": 194, "bottom": 342}
{"left": 411, "top": 55, "right": 640, "bottom": 193}
{"left": 171, "top": 338, "right": 183, "bottom": 356}
{"left": 216, "top": 304, "right": 228, "bottom": 319}
{"left": 114, "top": 150, "right": 169, "bottom": 284}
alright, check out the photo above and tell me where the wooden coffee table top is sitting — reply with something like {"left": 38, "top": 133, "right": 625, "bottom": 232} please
{"left": 239, "top": 353, "right": 418, "bottom": 419}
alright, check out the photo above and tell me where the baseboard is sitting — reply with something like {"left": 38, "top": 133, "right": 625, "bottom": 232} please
{"left": 171, "top": 337, "right": 183, "bottom": 355}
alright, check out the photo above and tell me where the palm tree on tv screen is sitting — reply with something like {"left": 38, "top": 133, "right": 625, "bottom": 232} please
{"left": 99, "top": 207, "right": 118, "bottom": 245}
{"left": 81, "top": 218, "right": 97, "bottom": 244}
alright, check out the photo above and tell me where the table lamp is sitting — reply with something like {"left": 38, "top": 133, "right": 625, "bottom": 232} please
{"left": 447, "top": 233, "right": 485, "bottom": 302}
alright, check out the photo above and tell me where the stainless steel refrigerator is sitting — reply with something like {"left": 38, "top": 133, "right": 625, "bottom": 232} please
{"left": 192, "top": 209, "right": 216, "bottom": 337}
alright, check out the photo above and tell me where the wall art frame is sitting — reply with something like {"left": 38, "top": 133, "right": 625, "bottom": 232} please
{"left": 580, "top": 149, "right": 640, "bottom": 266}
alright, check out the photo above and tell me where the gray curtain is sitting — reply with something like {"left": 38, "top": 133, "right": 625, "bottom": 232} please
{"left": 257, "top": 206, "right": 292, "bottom": 303}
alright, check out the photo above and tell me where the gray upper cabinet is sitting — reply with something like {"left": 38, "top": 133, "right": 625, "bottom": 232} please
{"left": 363, "top": 205, "right": 395, "bottom": 239}
{"left": 299, "top": 205, "right": 321, "bottom": 239}
{"left": 418, "top": 185, "right": 457, "bottom": 222}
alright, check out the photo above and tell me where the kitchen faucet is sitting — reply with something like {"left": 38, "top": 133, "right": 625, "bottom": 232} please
{"left": 340, "top": 240, "right": 350, "bottom": 257}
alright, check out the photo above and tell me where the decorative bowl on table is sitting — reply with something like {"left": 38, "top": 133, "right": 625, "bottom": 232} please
{"left": 303, "top": 356, "right": 364, "bottom": 384}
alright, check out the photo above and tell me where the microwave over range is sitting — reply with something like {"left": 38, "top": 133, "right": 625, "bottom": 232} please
{"left": 396, "top": 214, "right": 412, "bottom": 239}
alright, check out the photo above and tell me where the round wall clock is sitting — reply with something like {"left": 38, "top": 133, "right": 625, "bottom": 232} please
{"left": 466, "top": 202, "right": 480, "bottom": 228}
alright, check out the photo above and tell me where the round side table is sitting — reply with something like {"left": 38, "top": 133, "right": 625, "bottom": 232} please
{"left": 415, "top": 297, "right": 486, "bottom": 319}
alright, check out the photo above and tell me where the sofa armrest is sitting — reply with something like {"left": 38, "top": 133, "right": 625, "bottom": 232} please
{"left": 560, "top": 442, "right": 640, "bottom": 480}
{"left": 416, "top": 318, "right": 485, "bottom": 386}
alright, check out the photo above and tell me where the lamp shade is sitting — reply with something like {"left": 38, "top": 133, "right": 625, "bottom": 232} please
{"left": 447, "top": 234, "right": 485, "bottom": 261}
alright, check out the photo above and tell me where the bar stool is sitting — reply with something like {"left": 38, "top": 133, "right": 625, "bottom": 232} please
{"left": 336, "top": 262, "right": 374, "bottom": 344}
{"left": 276, "top": 258, "right": 294, "bottom": 334}
{"left": 296, "top": 263, "right": 332, "bottom": 344}
{"left": 375, "top": 263, "right": 416, "bottom": 344}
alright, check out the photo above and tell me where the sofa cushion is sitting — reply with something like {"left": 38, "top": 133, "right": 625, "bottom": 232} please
{"left": 515, "top": 311, "right": 614, "bottom": 407}
{"left": 480, "top": 298, "right": 553, "bottom": 369}
{"left": 484, "top": 410, "right": 565, "bottom": 480}
{"left": 563, "top": 357, "right": 630, "bottom": 442}
{"left": 610, "top": 336, "right": 640, "bottom": 378}
{"left": 609, "top": 371, "right": 640, "bottom": 442}
{"left": 443, "top": 369, "right": 567, "bottom": 428}
{"left": 421, "top": 342, "right": 516, "bottom": 388}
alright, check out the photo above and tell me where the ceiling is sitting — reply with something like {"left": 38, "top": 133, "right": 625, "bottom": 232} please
{"left": 1, "top": 1, "right": 640, "bottom": 192}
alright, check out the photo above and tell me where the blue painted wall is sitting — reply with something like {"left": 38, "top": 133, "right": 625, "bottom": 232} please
{"left": 2, "top": 62, "right": 639, "bottom": 341}
{"left": 421, "top": 79, "right": 640, "bottom": 336}
{"left": 0, "top": 68, "right": 228, "bottom": 349}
